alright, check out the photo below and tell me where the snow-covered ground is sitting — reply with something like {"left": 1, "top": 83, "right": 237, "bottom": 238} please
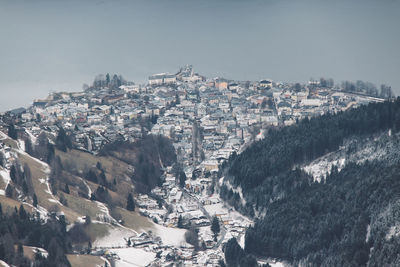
{"left": 0, "top": 169, "right": 11, "bottom": 185}
{"left": 80, "top": 177, "right": 92, "bottom": 198}
{"left": 100, "top": 256, "right": 111, "bottom": 267}
{"left": 18, "top": 149, "right": 64, "bottom": 207}
{"left": 303, "top": 132, "right": 400, "bottom": 182}
{"left": 93, "top": 224, "right": 136, "bottom": 248}
{"left": 153, "top": 224, "right": 187, "bottom": 247}
{"left": 25, "top": 129, "right": 37, "bottom": 144}
{"left": 303, "top": 157, "right": 345, "bottom": 182}
{"left": 204, "top": 203, "right": 227, "bottom": 216}
{"left": 0, "top": 260, "right": 10, "bottom": 267}
{"left": 111, "top": 248, "right": 155, "bottom": 267}
{"left": 270, "top": 262, "right": 286, "bottom": 267}
{"left": 95, "top": 201, "right": 118, "bottom": 224}
{"left": 26, "top": 246, "right": 49, "bottom": 258}
{"left": 257, "top": 259, "right": 286, "bottom": 267}
{"left": 17, "top": 139, "right": 25, "bottom": 152}
{"left": 0, "top": 168, "right": 11, "bottom": 195}
{"left": 238, "top": 233, "right": 245, "bottom": 249}
{"left": 0, "top": 131, "right": 7, "bottom": 140}
{"left": 386, "top": 225, "right": 400, "bottom": 240}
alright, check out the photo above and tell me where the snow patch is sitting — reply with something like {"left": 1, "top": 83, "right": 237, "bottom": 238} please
{"left": 0, "top": 260, "right": 10, "bottom": 267}
{"left": 0, "top": 169, "right": 11, "bottom": 189}
{"left": 95, "top": 201, "right": 119, "bottom": 224}
{"left": 270, "top": 262, "right": 286, "bottom": 267}
{"left": 303, "top": 157, "right": 345, "bottom": 182}
{"left": 26, "top": 246, "right": 48, "bottom": 258}
{"left": 111, "top": 248, "right": 155, "bottom": 267}
{"left": 23, "top": 201, "right": 49, "bottom": 222}
{"left": 17, "top": 140, "right": 25, "bottom": 152}
{"left": 16, "top": 148, "right": 50, "bottom": 170}
{"left": 386, "top": 225, "right": 400, "bottom": 240}
{"left": 366, "top": 224, "right": 371, "bottom": 243}
{"left": 100, "top": 256, "right": 111, "bottom": 267}
{"left": 257, "top": 259, "right": 286, "bottom": 267}
{"left": 0, "top": 131, "right": 7, "bottom": 140}
{"left": 223, "top": 179, "right": 247, "bottom": 205}
{"left": 153, "top": 224, "right": 187, "bottom": 247}
{"left": 25, "top": 129, "right": 37, "bottom": 144}
{"left": 239, "top": 233, "right": 245, "bottom": 249}
{"left": 93, "top": 224, "right": 136, "bottom": 248}
{"left": 80, "top": 178, "right": 92, "bottom": 198}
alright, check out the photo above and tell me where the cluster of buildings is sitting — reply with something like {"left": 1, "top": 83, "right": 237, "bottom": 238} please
{"left": 1, "top": 65, "right": 385, "bottom": 266}
{"left": 272, "top": 85, "right": 384, "bottom": 126}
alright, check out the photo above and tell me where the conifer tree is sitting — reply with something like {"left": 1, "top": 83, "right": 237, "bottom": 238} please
{"left": 211, "top": 215, "right": 220, "bottom": 241}
{"left": 33, "top": 194, "right": 38, "bottom": 207}
{"left": 127, "top": 193, "right": 135, "bottom": 211}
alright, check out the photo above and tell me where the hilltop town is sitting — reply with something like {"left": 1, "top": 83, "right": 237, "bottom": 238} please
{"left": 0, "top": 66, "right": 388, "bottom": 266}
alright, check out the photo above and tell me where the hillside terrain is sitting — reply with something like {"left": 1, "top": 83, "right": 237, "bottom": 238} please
{"left": 0, "top": 129, "right": 176, "bottom": 266}
{"left": 221, "top": 99, "right": 400, "bottom": 266}
{"left": 0, "top": 78, "right": 395, "bottom": 266}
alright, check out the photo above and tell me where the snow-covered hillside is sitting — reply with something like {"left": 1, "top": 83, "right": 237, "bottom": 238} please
{"left": 303, "top": 130, "right": 400, "bottom": 182}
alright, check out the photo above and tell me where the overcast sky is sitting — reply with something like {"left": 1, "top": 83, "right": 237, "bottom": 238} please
{"left": 0, "top": 0, "right": 399, "bottom": 111}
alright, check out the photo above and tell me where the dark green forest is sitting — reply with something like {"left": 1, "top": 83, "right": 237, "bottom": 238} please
{"left": 225, "top": 99, "right": 400, "bottom": 193}
{"left": 0, "top": 205, "right": 71, "bottom": 267}
{"left": 221, "top": 99, "right": 400, "bottom": 266}
{"left": 245, "top": 160, "right": 400, "bottom": 266}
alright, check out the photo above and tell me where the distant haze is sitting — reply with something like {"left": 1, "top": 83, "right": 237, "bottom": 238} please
{"left": 1, "top": 0, "right": 399, "bottom": 111}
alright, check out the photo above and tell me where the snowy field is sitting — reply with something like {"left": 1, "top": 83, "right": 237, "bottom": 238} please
{"left": 93, "top": 224, "right": 136, "bottom": 248}
{"left": 153, "top": 224, "right": 187, "bottom": 247}
{"left": 93, "top": 221, "right": 187, "bottom": 248}
{"left": 110, "top": 248, "right": 155, "bottom": 267}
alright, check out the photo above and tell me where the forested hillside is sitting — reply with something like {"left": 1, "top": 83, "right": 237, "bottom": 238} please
{"left": 99, "top": 134, "right": 176, "bottom": 192}
{"left": 225, "top": 100, "right": 400, "bottom": 193}
{"left": 221, "top": 99, "right": 400, "bottom": 266}
{"left": 0, "top": 129, "right": 174, "bottom": 266}
{"left": 0, "top": 204, "right": 71, "bottom": 267}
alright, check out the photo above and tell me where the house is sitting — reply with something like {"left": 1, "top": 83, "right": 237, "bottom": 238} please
{"left": 148, "top": 73, "right": 176, "bottom": 86}
{"left": 149, "top": 74, "right": 164, "bottom": 86}
{"left": 202, "top": 160, "right": 219, "bottom": 171}
{"left": 119, "top": 85, "right": 140, "bottom": 94}
{"left": 229, "top": 83, "right": 239, "bottom": 91}
{"left": 129, "top": 232, "right": 154, "bottom": 247}
{"left": 204, "top": 236, "right": 214, "bottom": 249}
{"left": 259, "top": 79, "right": 272, "bottom": 89}
{"left": 87, "top": 115, "right": 102, "bottom": 124}
{"left": 300, "top": 99, "right": 322, "bottom": 107}
{"left": 215, "top": 79, "right": 228, "bottom": 90}
{"left": 164, "top": 74, "right": 177, "bottom": 84}
{"left": 93, "top": 105, "right": 111, "bottom": 114}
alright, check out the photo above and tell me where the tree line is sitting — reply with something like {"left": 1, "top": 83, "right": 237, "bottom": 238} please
{"left": 224, "top": 99, "right": 400, "bottom": 195}
{"left": 220, "top": 99, "right": 400, "bottom": 266}
{"left": 0, "top": 204, "right": 71, "bottom": 267}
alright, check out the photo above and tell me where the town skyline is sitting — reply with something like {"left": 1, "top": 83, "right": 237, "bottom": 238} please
{"left": 1, "top": 0, "right": 400, "bottom": 111}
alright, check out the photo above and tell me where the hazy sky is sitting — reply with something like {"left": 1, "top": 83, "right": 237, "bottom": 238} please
{"left": 0, "top": 0, "right": 399, "bottom": 111}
